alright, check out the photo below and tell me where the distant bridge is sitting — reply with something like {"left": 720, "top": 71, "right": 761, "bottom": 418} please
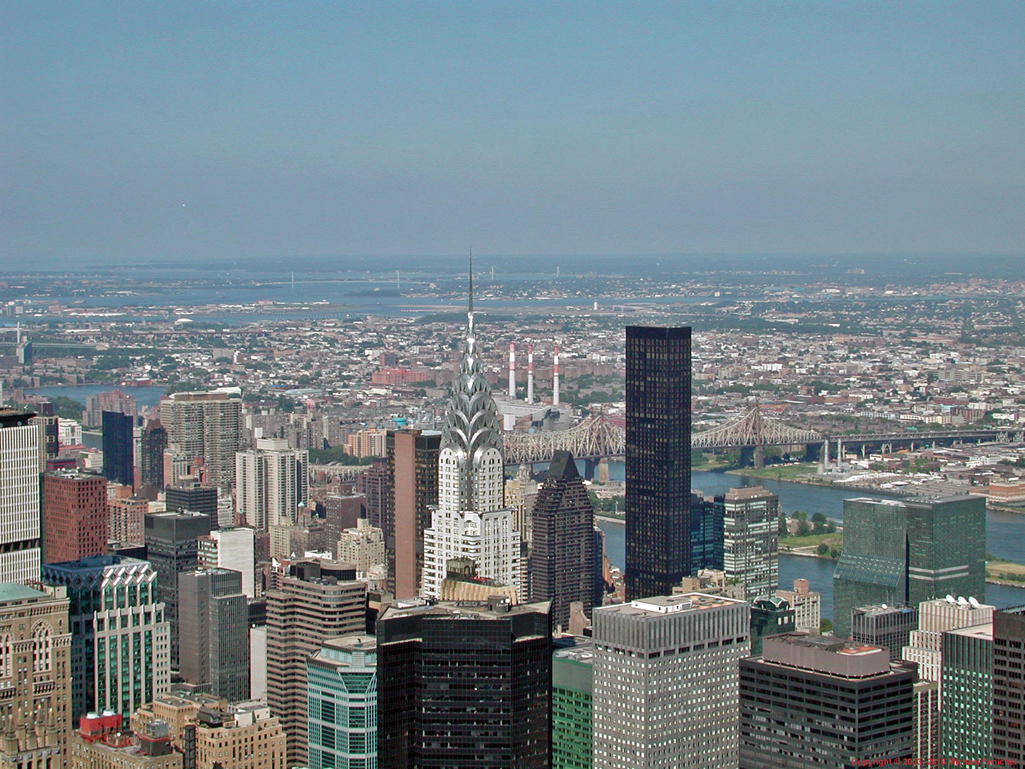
{"left": 501, "top": 407, "right": 1022, "bottom": 467}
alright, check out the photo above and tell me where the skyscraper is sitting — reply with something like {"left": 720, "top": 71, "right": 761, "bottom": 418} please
{"left": 690, "top": 491, "right": 724, "bottom": 572}
{"left": 851, "top": 604, "right": 918, "bottom": 661}
{"left": 164, "top": 478, "right": 218, "bottom": 522}
{"left": 992, "top": 606, "right": 1025, "bottom": 763}
{"left": 624, "top": 326, "right": 691, "bottom": 601}
{"left": 177, "top": 568, "right": 250, "bottom": 702}
{"left": 265, "top": 559, "right": 366, "bottom": 767}
{"left": 42, "top": 555, "right": 170, "bottom": 721}
{"left": 234, "top": 438, "right": 309, "bottom": 530}
{"left": 0, "top": 583, "right": 72, "bottom": 769}
{"left": 385, "top": 429, "right": 440, "bottom": 599}
{"left": 740, "top": 634, "right": 915, "bottom": 767}
{"left": 0, "top": 408, "right": 43, "bottom": 582}
{"left": 138, "top": 419, "right": 167, "bottom": 492}
{"left": 721, "top": 486, "right": 779, "bottom": 599}
{"left": 421, "top": 283, "right": 519, "bottom": 600}
{"left": 42, "top": 471, "right": 108, "bottom": 565}
{"left": 101, "top": 410, "right": 135, "bottom": 489}
{"left": 592, "top": 593, "right": 748, "bottom": 769}
{"left": 307, "top": 635, "right": 378, "bottom": 769}
{"left": 530, "top": 450, "right": 595, "bottom": 631}
{"left": 160, "top": 389, "right": 242, "bottom": 490}
{"left": 833, "top": 495, "right": 985, "bottom": 637}
{"left": 144, "top": 511, "right": 212, "bottom": 667}
{"left": 941, "top": 622, "right": 993, "bottom": 761}
{"left": 377, "top": 597, "right": 552, "bottom": 769}
{"left": 552, "top": 638, "right": 594, "bottom": 769}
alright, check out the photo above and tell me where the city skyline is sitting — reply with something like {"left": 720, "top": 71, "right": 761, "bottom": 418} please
{"left": 3, "top": 2, "right": 1023, "bottom": 268}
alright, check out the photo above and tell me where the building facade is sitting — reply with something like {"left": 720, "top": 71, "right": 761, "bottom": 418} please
{"left": 529, "top": 451, "right": 595, "bottom": 631}
{"left": 144, "top": 512, "right": 213, "bottom": 667}
{"left": 101, "top": 411, "right": 134, "bottom": 489}
{"left": 42, "top": 471, "right": 107, "bottom": 565}
{"left": 377, "top": 597, "right": 551, "bottom": 769}
{"left": 851, "top": 604, "right": 918, "bottom": 661}
{"left": 265, "top": 559, "right": 366, "bottom": 767}
{"left": 592, "top": 594, "right": 749, "bottom": 769}
{"left": 833, "top": 495, "right": 986, "bottom": 637}
{"left": 721, "top": 486, "right": 778, "bottom": 600}
{"left": 160, "top": 389, "right": 242, "bottom": 491}
{"left": 42, "top": 556, "right": 170, "bottom": 721}
{"left": 941, "top": 622, "right": 993, "bottom": 760}
{"left": 0, "top": 583, "right": 72, "bottom": 769}
{"left": 307, "top": 635, "right": 377, "bottom": 769}
{"left": 178, "top": 569, "right": 250, "bottom": 703}
{"left": 775, "top": 579, "right": 822, "bottom": 634}
{"left": 235, "top": 438, "right": 308, "bottom": 531}
{"left": 421, "top": 293, "right": 519, "bottom": 600}
{"left": 385, "top": 430, "right": 441, "bottom": 599}
{"left": 992, "top": 606, "right": 1025, "bottom": 763}
{"left": 740, "top": 634, "right": 916, "bottom": 768}
{"left": 196, "top": 527, "right": 256, "bottom": 599}
{"left": 552, "top": 638, "right": 593, "bottom": 769}
{"left": 138, "top": 420, "right": 167, "bottom": 492}
{"left": 0, "top": 409, "right": 43, "bottom": 583}
{"left": 624, "top": 326, "right": 691, "bottom": 601}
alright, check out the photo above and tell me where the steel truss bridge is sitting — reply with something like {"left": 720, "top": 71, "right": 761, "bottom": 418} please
{"left": 501, "top": 407, "right": 1019, "bottom": 466}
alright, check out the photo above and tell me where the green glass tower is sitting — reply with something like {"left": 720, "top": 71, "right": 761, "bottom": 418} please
{"left": 307, "top": 635, "right": 378, "bottom": 769}
{"left": 552, "top": 638, "right": 593, "bottom": 769}
{"left": 941, "top": 622, "right": 993, "bottom": 761}
{"left": 833, "top": 495, "right": 985, "bottom": 638}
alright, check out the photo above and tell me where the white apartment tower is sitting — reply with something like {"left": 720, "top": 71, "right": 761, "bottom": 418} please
{"left": 421, "top": 268, "right": 520, "bottom": 600}
{"left": 0, "top": 409, "right": 42, "bottom": 583}
{"left": 592, "top": 593, "right": 750, "bottom": 769}
{"left": 235, "top": 438, "right": 309, "bottom": 530}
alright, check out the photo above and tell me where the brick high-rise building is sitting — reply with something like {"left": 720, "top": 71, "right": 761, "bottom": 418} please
{"left": 385, "top": 429, "right": 440, "bottom": 599}
{"left": 265, "top": 559, "right": 366, "bottom": 767}
{"left": 624, "top": 326, "right": 691, "bottom": 601}
{"left": 42, "top": 471, "right": 107, "bottom": 564}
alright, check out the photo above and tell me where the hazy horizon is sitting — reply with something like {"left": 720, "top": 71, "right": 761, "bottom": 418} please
{"left": 3, "top": 2, "right": 1023, "bottom": 269}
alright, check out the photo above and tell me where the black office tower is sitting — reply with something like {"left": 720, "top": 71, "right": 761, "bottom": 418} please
{"left": 102, "top": 410, "right": 135, "bottom": 488}
{"left": 625, "top": 325, "right": 691, "bottom": 601}
{"left": 139, "top": 419, "right": 167, "bottom": 492}
{"left": 144, "top": 511, "right": 212, "bottom": 667}
{"left": 378, "top": 597, "right": 552, "bottom": 769}
{"left": 530, "top": 450, "right": 595, "bottom": 631}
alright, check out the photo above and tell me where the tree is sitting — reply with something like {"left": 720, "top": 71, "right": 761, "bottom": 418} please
{"left": 820, "top": 619, "right": 834, "bottom": 634}
{"left": 817, "top": 543, "right": 829, "bottom": 556}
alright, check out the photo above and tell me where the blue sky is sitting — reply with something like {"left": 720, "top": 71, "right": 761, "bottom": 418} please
{"left": 2, "top": 1, "right": 1023, "bottom": 268}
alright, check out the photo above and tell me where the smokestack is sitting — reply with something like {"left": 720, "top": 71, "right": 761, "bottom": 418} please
{"left": 509, "top": 343, "right": 516, "bottom": 398}
{"left": 527, "top": 343, "right": 534, "bottom": 404}
{"left": 553, "top": 344, "right": 560, "bottom": 407}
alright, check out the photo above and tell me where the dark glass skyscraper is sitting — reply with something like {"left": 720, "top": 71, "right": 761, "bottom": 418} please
{"left": 625, "top": 325, "right": 691, "bottom": 601}
{"left": 530, "top": 450, "right": 594, "bottom": 630}
{"left": 377, "top": 597, "right": 552, "bottom": 769}
{"left": 102, "top": 409, "right": 135, "bottom": 488}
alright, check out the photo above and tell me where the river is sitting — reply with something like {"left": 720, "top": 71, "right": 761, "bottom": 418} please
{"left": 596, "top": 467, "right": 1025, "bottom": 620}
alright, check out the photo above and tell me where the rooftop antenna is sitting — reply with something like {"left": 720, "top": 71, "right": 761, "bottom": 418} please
{"left": 468, "top": 248, "right": 474, "bottom": 314}
{"left": 396, "top": 270, "right": 400, "bottom": 290}
{"left": 291, "top": 271, "right": 295, "bottom": 290}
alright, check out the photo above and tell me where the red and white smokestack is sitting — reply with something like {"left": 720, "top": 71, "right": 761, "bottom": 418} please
{"left": 553, "top": 344, "right": 560, "bottom": 407}
{"left": 508, "top": 343, "right": 516, "bottom": 398}
{"left": 527, "top": 343, "right": 534, "bottom": 404}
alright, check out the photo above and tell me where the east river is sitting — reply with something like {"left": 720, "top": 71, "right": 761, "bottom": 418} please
{"left": 597, "top": 468, "right": 1025, "bottom": 620}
